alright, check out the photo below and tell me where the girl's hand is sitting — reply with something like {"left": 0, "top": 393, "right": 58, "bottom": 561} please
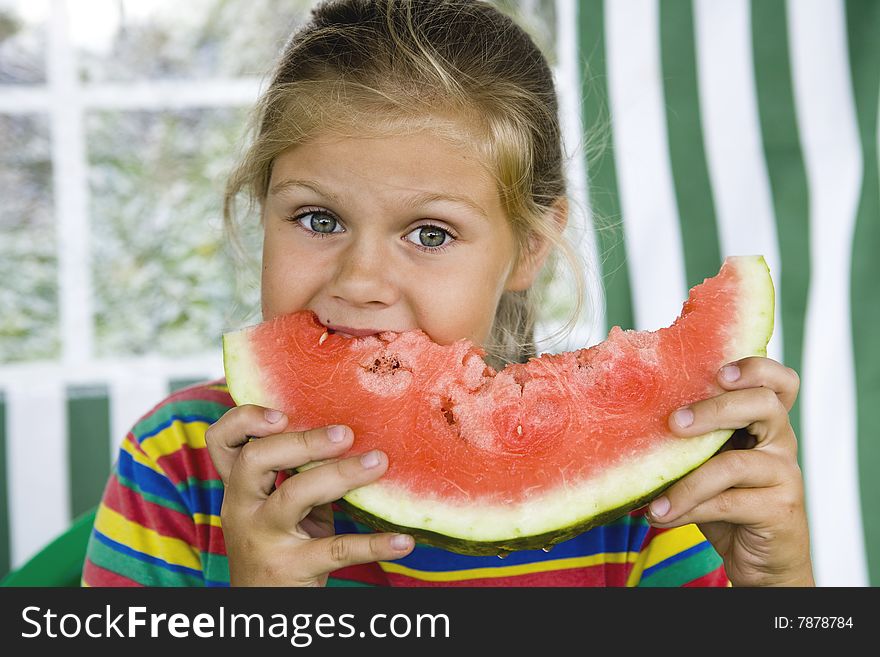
{"left": 646, "top": 357, "right": 815, "bottom": 587}
{"left": 205, "top": 405, "right": 415, "bottom": 586}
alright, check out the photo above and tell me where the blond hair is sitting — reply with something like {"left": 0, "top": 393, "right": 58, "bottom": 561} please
{"left": 224, "top": 0, "right": 588, "bottom": 368}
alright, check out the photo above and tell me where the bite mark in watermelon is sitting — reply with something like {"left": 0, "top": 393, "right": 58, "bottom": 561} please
{"left": 222, "top": 256, "right": 774, "bottom": 555}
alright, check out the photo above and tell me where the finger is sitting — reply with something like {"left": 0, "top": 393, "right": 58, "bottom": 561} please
{"left": 645, "top": 448, "right": 791, "bottom": 525}
{"left": 669, "top": 387, "right": 791, "bottom": 446}
{"left": 205, "top": 404, "right": 291, "bottom": 485}
{"left": 265, "top": 450, "right": 390, "bottom": 527}
{"left": 647, "top": 487, "right": 767, "bottom": 528}
{"left": 305, "top": 532, "right": 415, "bottom": 573}
{"left": 225, "top": 425, "right": 355, "bottom": 506}
{"left": 716, "top": 357, "right": 800, "bottom": 412}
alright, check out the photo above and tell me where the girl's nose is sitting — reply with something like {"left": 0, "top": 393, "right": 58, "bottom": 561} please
{"left": 330, "top": 235, "right": 399, "bottom": 307}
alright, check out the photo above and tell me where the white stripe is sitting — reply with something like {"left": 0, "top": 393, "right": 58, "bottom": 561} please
{"left": 788, "top": 0, "right": 867, "bottom": 586}
{"left": 7, "top": 382, "right": 70, "bottom": 569}
{"left": 693, "top": 0, "right": 784, "bottom": 364}
{"left": 109, "top": 375, "right": 174, "bottom": 463}
{"left": 605, "top": 0, "right": 687, "bottom": 331}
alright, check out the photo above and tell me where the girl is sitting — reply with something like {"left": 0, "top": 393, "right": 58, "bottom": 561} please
{"left": 82, "top": 0, "right": 813, "bottom": 587}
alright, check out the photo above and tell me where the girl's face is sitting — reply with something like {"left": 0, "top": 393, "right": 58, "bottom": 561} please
{"left": 261, "top": 129, "right": 543, "bottom": 346}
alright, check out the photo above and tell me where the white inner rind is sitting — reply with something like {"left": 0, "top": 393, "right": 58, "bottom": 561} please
{"left": 726, "top": 256, "right": 775, "bottom": 359}
{"left": 223, "top": 330, "right": 273, "bottom": 407}
{"left": 345, "top": 430, "right": 731, "bottom": 541}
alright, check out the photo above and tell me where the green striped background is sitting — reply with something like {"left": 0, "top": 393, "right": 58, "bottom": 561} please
{"left": 576, "top": 0, "right": 878, "bottom": 586}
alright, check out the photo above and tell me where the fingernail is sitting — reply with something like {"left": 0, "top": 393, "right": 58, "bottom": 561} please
{"left": 327, "top": 425, "right": 348, "bottom": 443}
{"left": 649, "top": 496, "right": 670, "bottom": 519}
{"left": 721, "top": 364, "right": 741, "bottom": 382}
{"left": 360, "top": 450, "right": 381, "bottom": 468}
{"left": 391, "top": 534, "right": 413, "bottom": 551}
{"left": 673, "top": 407, "right": 694, "bottom": 428}
{"left": 265, "top": 408, "right": 284, "bottom": 423}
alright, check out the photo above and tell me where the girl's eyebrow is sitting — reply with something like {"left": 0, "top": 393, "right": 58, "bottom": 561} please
{"left": 269, "top": 178, "right": 489, "bottom": 221}
{"left": 270, "top": 178, "right": 342, "bottom": 203}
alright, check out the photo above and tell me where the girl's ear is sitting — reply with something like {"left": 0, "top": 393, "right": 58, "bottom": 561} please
{"left": 505, "top": 198, "right": 568, "bottom": 292}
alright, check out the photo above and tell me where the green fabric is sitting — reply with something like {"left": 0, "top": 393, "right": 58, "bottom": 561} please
{"left": 751, "top": 0, "right": 810, "bottom": 452}
{"left": 579, "top": 0, "right": 635, "bottom": 332}
{"left": 660, "top": 0, "right": 722, "bottom": 287}
{"left": 68, "top": 386, "right": 112, "bottom": 518}
{"left": 0, "top": 508, "right": 96, "bottom": 587}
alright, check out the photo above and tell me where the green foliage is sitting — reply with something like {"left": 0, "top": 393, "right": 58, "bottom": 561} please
{"left": 0, "top": 114, "right": 59, "bottom": 363}
{"left": 89, "top": 107, "right": 261, "bottom": 357}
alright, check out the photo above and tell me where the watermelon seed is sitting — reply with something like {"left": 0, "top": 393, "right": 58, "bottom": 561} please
{"left": 364, "top": 354, "right": 404, "bottom": 375}
{"left": 319, "top": 331, "right": 329, "bottom": 346}
{"left": 440, "top": 397, "right": 457, "bottom": 427}
{"left": 516, "top": 424, "right": 523, "bottom": 436}
{"left": 542, "top": 546, "right": 553, "bottom": 553}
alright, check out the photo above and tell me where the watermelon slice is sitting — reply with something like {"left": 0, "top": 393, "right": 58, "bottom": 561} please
{"left": 223, "top": 255, "right": 774, "bottom": 555}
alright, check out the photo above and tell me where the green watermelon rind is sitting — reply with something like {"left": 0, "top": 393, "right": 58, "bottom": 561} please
{"left": 336, "top": 429, "right": 734, "bottom": 555}
{"left": 223, "top": 255, "right": 775, "bottom": 556}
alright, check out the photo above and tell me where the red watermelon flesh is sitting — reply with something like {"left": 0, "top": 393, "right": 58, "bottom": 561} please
{"left": 223, "top": 255, "right": 774, "bottom": 554}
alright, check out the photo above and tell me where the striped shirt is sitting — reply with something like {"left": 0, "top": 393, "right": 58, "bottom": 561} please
{"left": 81, "top": 379, "right": 729, "bottom": 587}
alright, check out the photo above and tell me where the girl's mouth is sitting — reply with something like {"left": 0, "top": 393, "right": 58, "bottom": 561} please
{"left": 323, "top": 324, "right": 383, "bottom": 338}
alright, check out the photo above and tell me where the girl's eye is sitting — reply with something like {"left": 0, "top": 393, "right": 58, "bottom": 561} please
{"left": 291, "top": 210, "right": 343, "bottom": 236}
{"left": 404, "top": 225, "right": 456, "bottom": 252}
{"left": 289, "top": 210, "right": 456, "bottom": 253}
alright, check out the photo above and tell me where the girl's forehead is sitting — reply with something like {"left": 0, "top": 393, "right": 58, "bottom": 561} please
{"left": 272, "top": 127, "right": 498, "bottom": 190}
{"left": 295, "top": 102, "right": 486, "bottom": 150}
{"left": 286, "top": 112, "right": 485, "bottom": 156}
